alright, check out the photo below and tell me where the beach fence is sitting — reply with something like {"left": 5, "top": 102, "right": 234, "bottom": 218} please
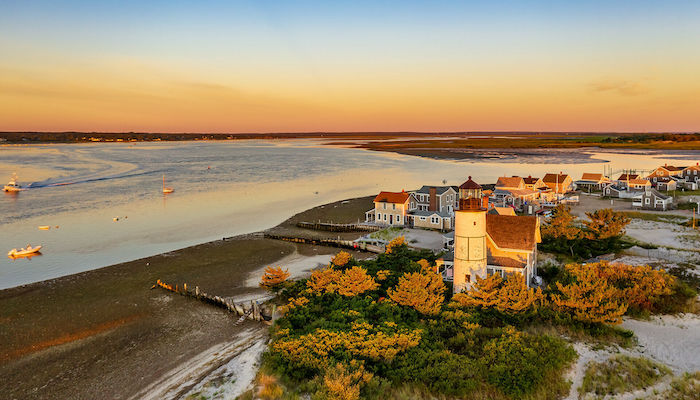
{"left": 263, "top": 233, "right": 384, "bottom": 253}
{"left": 152, "top": 279, "right": 274, "bottom": 324}
{"left": 296, "top": 221, "right": 381, "bottom": 233}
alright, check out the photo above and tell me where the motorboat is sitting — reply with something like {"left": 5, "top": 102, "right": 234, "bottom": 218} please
{"left": 162, "top": 174, "right": 174, "bottom": 194}
{"left": 3, "top": 174, "right": 23, "bottom": 192}
{"left": 8, "top": 244, "right": 42, "bottom": 258}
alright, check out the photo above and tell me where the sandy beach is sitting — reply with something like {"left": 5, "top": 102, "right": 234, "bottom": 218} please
{"left": 0, "top": 196, "right": 374, "bottom": 399}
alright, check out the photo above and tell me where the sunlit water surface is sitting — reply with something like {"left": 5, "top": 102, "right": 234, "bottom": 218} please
{"left": 1, "top": 140, "right": 698, "bottom": 289}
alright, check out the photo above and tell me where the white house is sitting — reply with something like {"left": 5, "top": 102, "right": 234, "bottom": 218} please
{"left": 366, "top": 191, "right": 417, "bottom": 226}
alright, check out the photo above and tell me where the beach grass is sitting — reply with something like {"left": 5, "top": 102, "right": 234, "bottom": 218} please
{"left": 622, "top": 211, "right": 690, "bottom": 225}
{"left": 579, "top": 355, "right": 671, "bottom": 397}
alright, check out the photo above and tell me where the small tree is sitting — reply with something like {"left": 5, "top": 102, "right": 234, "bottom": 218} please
{"left": 583, "top": 209, "right": 630, "bottom": 240}
{"left": 541, "top": 205, "right": 581, "bottom": 257}
{"left": 260, "top": 266, "right": 290, "bottom": 292}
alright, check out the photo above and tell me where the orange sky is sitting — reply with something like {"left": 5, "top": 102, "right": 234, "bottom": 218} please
{"left": 1, "top": 1, "right": 699, "bottom": 132}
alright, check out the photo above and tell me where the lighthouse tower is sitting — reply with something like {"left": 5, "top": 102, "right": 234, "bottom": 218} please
{"left": 453, "top": 177, "right": 487, "bottom": 293}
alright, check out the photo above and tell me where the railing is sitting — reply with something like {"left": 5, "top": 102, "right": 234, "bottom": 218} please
{"left": 296, "top": 221, "right": 381, "bottom": 232}
{"left": 264, "top": 233, "right": 385, "bottom": 253}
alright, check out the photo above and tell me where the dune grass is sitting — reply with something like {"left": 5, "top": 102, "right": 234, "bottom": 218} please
{"left": 579, "top": 355, "right": 671, "bottom": 397}
{"left": 653, "top": 372, "right": 700, "bottom": 400}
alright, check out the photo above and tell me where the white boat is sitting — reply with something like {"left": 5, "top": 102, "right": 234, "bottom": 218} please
{"left": 3, "top": 174, "right": 23, "bottom": 192}
{"left": 8, "top": 244, "right": 42, "bottom": 258}
{"left": 162, "top": 174, "right": 174, "bottom": 194}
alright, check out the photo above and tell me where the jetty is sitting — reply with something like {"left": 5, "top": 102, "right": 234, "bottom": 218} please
{"left": 152, "top": 279, "right": 274, "bottom": 324}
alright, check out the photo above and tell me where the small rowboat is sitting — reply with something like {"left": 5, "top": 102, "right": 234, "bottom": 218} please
{"left": 38, "top": 225, "right": 50, "bottom": 230}
{"left": 8, "top": 244, "right": 42, "bottom": 258}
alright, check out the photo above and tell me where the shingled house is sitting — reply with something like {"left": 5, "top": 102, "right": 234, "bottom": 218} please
{"left": 412, "top": 185, "right": 458, "bottom": 213}
{"left": 647, "top": 164, "right": 684, "bottom": 181}
{"left": 542, "top": 173, "right": 574, "bottom": 194}
{"left": 633, "top": 189, "right": 673, "bottom": 211}
{"left": 575, "top": 173, "right": 611, "bottom": 191}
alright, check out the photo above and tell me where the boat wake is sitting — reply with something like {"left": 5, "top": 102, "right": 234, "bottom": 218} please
{"left": 26, "top": 169, "right": 163, "bottom": 189}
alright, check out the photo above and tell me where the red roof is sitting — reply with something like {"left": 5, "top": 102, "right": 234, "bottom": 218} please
{"left": 374, "top": 191, "right": 410, "bottom": 204}
{"left": 459, "top": 176, "right": 481, "bottom": 190}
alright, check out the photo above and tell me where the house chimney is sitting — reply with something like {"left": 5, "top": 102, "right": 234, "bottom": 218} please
{"left": 429, "top": 187, "right": 437, "bottom": 212}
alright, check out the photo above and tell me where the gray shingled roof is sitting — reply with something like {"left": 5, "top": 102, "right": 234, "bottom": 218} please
{"left": 414, "top": 185, "right": 456, "bottom": 195}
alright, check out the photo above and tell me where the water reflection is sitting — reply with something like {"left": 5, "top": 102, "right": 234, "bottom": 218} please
{"left": 0, "top": 140, "right": 698, "bottom": 289}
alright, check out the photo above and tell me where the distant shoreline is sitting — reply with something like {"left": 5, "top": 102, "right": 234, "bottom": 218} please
{"left": 2, "top": 132, "right": 699, "bottom": 155}
{"left": 0, "top": 131, "right": 697, "bottom": 144}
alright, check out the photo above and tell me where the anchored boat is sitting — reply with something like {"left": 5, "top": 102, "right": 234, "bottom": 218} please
{"left": 162, "top": 174, "right": 174, "bottom": 194}
{"left": 8, "top": 244, "right": 42, "bottom": 258}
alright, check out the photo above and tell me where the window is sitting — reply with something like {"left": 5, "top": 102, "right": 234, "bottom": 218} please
{"left": 487, "top": 268, "right": 495, "bottom": 276}
{"left": 384, "top": 213, "right": 387, "bottom": 221}
{"left": 377, "top": 213, "right": 381, "bottom": 220}
{"left": 383, "top": 203, "right": 386, "bottom": 209}
{"left": 392, "top": 203, "right": 396, "bottom": 210}
{"left": 466, "top": 274, "right": 471, "bottom": 283}
{"left": 419, "top": 216, "right": 426, "bottom": 221}
{"left": 645, "top": 198, "right": 650, "bottom": 205}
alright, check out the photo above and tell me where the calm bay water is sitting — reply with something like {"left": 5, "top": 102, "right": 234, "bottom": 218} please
{"left": 1, "top": 139, "right": 699, "bottom": 289}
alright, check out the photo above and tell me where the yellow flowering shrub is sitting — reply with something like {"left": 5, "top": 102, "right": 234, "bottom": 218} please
{"left": 272, "top": 323, "right": 422, "bottom": 368}
{"left": 259, "top": 266, "right": 290, "bottom": 291}
{"left": 388, "top": 269, "right": 446, "bottom": 315}
{"left": 452, "top": 274, "right": 542, "bottom": 315}
{"left": 307, "top": 267, "right": 342, "bottom": 294}
{"left": 417, "top": 258, "right": 432, "bottom": 273}
{"left": 317, "top": 361, "right": 373, "bottom": 400}
{"left": 376, "top": 270, "right": 391, "bottom": 281}
{"left": 552, "top": 265, "right": 628, "bottom": 325}
{"left": 337, "top": 266, "right": 379, "bottom": 296}
{"left": 385, "top": 236, "right": 406, "bottom": 254}
{"left": 579, "top": 262, "right": 675, "bottom": 311}
{"left": 331, "top": 251, "right": 352, "bottom": 267}
{"left": 308, "top": 266, "right": 378, "bottom": 296}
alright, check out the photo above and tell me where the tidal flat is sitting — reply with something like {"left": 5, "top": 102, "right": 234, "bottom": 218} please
{"left": 0, "top": 197, "right": 373, "bottom": 399}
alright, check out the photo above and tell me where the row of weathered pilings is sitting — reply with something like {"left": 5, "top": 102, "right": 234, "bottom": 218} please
{"left": 296, "top": 221, "right": 381, "bottom": 232}
{"left": 152, "top": 279, "right": 274, "bottom": 323}
{"left": 263, "top": 233, "right": 384, "bottom": 253}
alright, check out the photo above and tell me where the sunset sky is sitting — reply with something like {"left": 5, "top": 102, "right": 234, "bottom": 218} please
{"left": 1, "top": 1, "right": 699, "bottom": 133}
